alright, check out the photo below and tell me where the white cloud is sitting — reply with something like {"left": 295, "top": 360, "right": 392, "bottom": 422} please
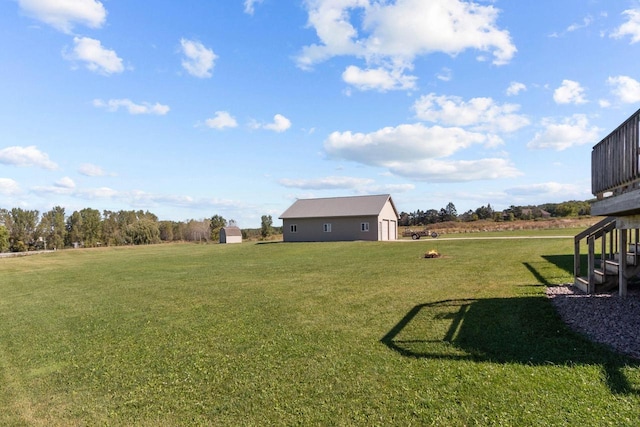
{"left": 527, "top": 114, "right": 601, "bottom": 151}
{"left": 93, "top": 99, "right": 170, "bottom": 115}
{"left": 55, "top": 176, "right": 75, "bottom": 189}
{"left": 413, "top": 93, "right": 530, "bottom": 133}
{"left": 32, "top": 177, "right": 76, "bottom": 196}
{"left": 205, "top": 111, "right": 238, "bottom": 130}
{"left": 323, "top": 123, "right": 519, "bottom": 182}
{"left": 366, "top": 0, "right": 516, "bottom": 64}
{"left": 505, "top": 182, "right": 590, "bottom": 201}
{"left": 79, "top": 163, "right": 107, "bottom": 176}
{"left": 326, "top": 123, "right": 489, "bottom": 163}
{"left": 244, "top": 0, "right": 263, "bottom": 15}
{"left": 436, "top": 67, "right": 452, "bottom": 82}
{"left": 180, "top": 38, "right": 217, "bottom": 78}
{"left": 125, "top": 191, "right": 244, "bottom": 211}
{"left": 607, "top": 75, "right": 640, "bottom": 103}
{"left": 506, "top": 81, "right": 526, "bottom": 96}
{"left": 18, "top": 0, "right": 106, "bottom": 33}
{"left": 553, "top": 79, "right": 587, "bottom": 105}
{"left": 567, "top": 16, "right": 593, "bottom": 33}
{"left": 611, "top": 8, "right": 640, "bottom": 43}
{"left": 385, "top": 158, "right": 521, "bottom": 182}
{"left": 76, "top": 186, "right": 119, "bottom": 199}
{"left": 65, "top": 37, "right": 124, "bottom": 75}
{"left": 367, "top": 183, "right": 415, "bottom": 193}
{"left": 279, "top": 177, "right": 415, "bottom": 194}
{"left": 145, "top": 194, "right": 196, "bottom": 207}
{"left": 549, "top": 16, "right": 594, "bottom": 39}
{"left": 599, "top": 99, "right": 612, "bottom": 108}
{"left": 0, "top": 178, "right": 21, "bottom": 195}
{"left": 0, "top": 145, "right": 58, "bottom": 170}
{"left": 297, "top": 0, "right": 516, "bottom": 87}
{"left": 342, "top": 65, "right": 416, "bottom": 91}
{"left": 279, "top": 176, "right": 374, "bottom": 190}
{"left": 262, "top": 114, "right": 292, "bottom": 132}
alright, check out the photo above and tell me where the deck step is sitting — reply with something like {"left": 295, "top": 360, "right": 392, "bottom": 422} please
{"left": 613, "top": 252, "right": 639, "bottom": 265}
{"left": 574, "top": 277, "right": 589, "bottom": 293}
{"left": 604, "top": 260, "right": 620, "bottom": 274}
{"left": 594, "top": 269, "right": 607, "bottom": 284}
{"left": 573, "top": 219, "right": 639, "bottom": 294}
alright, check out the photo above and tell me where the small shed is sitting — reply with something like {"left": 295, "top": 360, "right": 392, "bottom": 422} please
{"left": 220, "top": 226, "right": 242, "bottom": 244}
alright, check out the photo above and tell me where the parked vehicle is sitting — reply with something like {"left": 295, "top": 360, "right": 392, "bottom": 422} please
{"left": 402, "top": 229, "right": 439, "bottom": 240}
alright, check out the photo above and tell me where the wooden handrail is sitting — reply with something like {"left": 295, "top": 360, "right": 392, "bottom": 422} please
{"left": 592, "top": 108, "right": 640, "bottom": 197}
{"left": 574, "top": 217, "right": 616, "bottom": 243}
{"left": 574, "top": 216, "right": 616, "bottom": 285}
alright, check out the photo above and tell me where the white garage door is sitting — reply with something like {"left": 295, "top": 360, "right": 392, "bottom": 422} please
{"left": 381, "top": 220, "right": 389, "bottom": 241}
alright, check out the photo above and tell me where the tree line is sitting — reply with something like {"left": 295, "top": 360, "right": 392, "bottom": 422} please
{"left": 0, "top": 206, "right": 279, "bottom": 253}
{"left": 398, "top": 200, "right": 591, "bottom": 227}
{"left": 0, "top": 199, "right": 591, "bottom": 252}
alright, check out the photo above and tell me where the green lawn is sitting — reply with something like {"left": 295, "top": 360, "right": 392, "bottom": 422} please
{"left": 1, "top": 238, "right": 639, "bottom": 426}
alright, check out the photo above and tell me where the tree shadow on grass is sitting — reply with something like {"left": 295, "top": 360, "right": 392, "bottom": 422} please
{"left": 381, "top": 296, "right": 640, "bottom": 395}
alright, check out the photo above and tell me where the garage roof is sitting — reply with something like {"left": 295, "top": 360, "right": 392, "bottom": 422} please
{"left": 279, "top": 194, "right": 397, "bottom": 219}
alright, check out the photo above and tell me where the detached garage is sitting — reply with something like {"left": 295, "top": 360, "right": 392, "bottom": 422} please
{"left": 279, "top": 194, "right": 399, "bottom": 242}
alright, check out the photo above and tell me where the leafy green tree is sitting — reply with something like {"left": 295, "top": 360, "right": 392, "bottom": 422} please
{"left": 158, "top": 221, "right": 175, "bottom": 241}
{"left": 445, "top": 202, "right": 458, "bottom": 220}
{"left": 0, "top": 225, "right": 9, "bottom": 252}
{"left": 398, "top": 212, "right": 410, "bottom": 226}
{"left": 0, "top": 208, "right": 12, "bottom": 231}
{"left": 39, "top": 206, "right": 66, "bottom": 250}
{"left": 261, "top": 215, "right": 273, "bottom": 238}
{"left": 66, "top": 211, "right": 83, "bottom": 247}
{"left": 80, "top": 208, "right": 102, "bottom": 247}
{"left": 475, "top": 204, "right": 494, "bottom": 220}
{"left": 66, "top": 208, "right": 102, "bottom": 247}
{"left": 555, "top": 201, "right": 590, "bottom": 217}
{"left": 438, "top": 202, "right": 458, "bottom": 222}
{"left": 173, "top": 221, "right": 187, "bottom": 241}
{"left": 126, "top": 219, "right": 160, "bottom": 245}
{"left": 210, "top": 215, "right": 227, "bottom": 241}
{"left": 10, "top": 208, "right": 39, "bottom": 251}
{"left": 102, "top": 210, "right": 123, "bottom": 246}
{"left": 424, "top": 209, "right": 439, "bottom": 224}
{"left": 505, "top": 205, "right": 522, "bottom": 220}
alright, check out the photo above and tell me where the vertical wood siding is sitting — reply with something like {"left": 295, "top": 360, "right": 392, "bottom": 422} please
{"left": 592, "top": 109, "right": 640, "bottom": 197}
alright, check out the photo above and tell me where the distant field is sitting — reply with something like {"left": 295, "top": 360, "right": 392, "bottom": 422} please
{"left": 399, "top": 217, "right": 599, "bottom": 239}
{"left": 1, "top": 234, "right": 639, "bottom": 425}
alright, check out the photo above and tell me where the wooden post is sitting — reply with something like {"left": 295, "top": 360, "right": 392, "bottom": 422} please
{"left": 588, "top": 235, "right": 595, "bottom": 294}
{"left": 574, "top": 239, "right": 581, "bottom": 279}
{"left": 619, "top": 228, "right": 628, "bottom": 297}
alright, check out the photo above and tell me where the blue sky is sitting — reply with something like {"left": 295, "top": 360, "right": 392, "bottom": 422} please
{"left": 2, "top": 0, "right": 640, "bottom": 227}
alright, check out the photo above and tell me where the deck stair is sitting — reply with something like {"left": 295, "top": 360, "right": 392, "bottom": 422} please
{"left": 574, "top": 217, "right": 640, "bottom": 293}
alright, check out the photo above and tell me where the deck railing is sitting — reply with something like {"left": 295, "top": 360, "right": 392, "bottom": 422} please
{"left": 574, "top": 217, "right": 616, "bottom": 293}
{"left": 592, "top": 108, "right": 640, "bottom": 198}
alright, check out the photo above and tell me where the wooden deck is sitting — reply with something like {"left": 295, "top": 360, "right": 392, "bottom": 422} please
{"left": 576, "top": 109, "right": 640, "bottom": 296}
{"left": 591, "top": 108, "right": 640, "bottom": 216}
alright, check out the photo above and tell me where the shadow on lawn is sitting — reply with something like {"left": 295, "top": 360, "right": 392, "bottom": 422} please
{"left": 541, "top": 254, "right": 576, "bottom": 276}
{"left": 381, "top": 296, "right": 639, "bottom": 395}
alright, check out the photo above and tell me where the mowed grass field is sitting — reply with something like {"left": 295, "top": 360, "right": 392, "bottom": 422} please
{"left": 1, "top": 236, "right": 639, "bottom": 425}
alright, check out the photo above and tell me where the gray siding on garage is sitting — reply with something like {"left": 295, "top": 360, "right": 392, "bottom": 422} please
{"left": 282, "top": 215, "right": 379, "bottom": 242}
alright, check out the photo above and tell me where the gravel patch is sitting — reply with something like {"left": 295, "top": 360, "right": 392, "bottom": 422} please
{"left": 546, "top": 284, "right": 640, "bottom": 360}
